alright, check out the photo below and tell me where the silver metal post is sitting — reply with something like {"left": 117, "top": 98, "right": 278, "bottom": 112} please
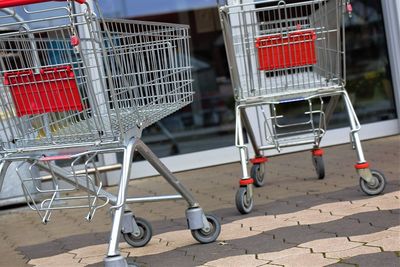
{"left": 236, "top": 107, "right": 250, "bottom": 179}
{"left": 134, "top": 139, "right": 199, "bottom": 208}
{"left": 342, "top": 92, "right": 366, "bottom": 163}
{"left": 107, "top": 138, "right": 137, "bottom": 257}
{"left": 241, "top": 109, "right": 262, "bottom": 157}
{"left": 0, "top": 161, "right": 11, "bottom": 192}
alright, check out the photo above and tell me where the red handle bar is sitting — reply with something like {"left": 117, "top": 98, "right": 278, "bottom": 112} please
{"left": 0, "top": 0, "right": 86, "bottom": 9}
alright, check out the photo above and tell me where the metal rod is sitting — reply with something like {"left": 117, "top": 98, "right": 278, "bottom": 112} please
{"left": 107, "top": 138, "right": 136, "bottom": 257}
{"left": 126, "top": 195, "right": 182, "bottom": 203}
{"left": 323, "top": 95, "right": 340, "bottom": 127}
{"left": 32, "top": 160, "right": 118, "bottom": 205}
{"left": 135, "top": 139, "right": 199, "bottom": 208}
{"left": 40, "top": 163, "right": 122, "bottom": 181}
{"left": 0, "top": 161, "right": 11, "bottom": 192}
{"left": 241, "top": 109, "right": 262, "bottom": 157}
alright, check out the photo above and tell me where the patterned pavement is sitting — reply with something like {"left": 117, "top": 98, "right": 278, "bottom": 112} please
{"left": 0, "top": 135, "right": 399, "bottom": 267}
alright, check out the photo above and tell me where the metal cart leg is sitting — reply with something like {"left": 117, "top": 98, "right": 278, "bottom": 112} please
{"left": 241, "top": 109, "right": 268, "bottom": 187}
{"left": 342, "top": 91, "right": 386, "bottom": 195}
{"left": 135, "top": 139, "right": 221, "bottom": 243}
{"left": 241, "top": 109, "right": 261, "bottom": 157}
{"left": 235, "top": 107, "right": 254, "bottom": 214}
{"left": 104, "top": 138, "right": 137, "bottom": 267}
{"left": 0, "top": 160, "right": 11, "bottom": 192}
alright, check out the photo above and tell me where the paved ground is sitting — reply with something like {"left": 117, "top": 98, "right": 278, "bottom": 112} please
{"left": 0, "top": 135, "right": 399, "bottom": 267}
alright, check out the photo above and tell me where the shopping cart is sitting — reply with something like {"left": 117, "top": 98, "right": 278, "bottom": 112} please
{"left": 0, "top": 0, "right": 221, "bottom": 266}
{"left": 218, "top": 0, "right": 387, "bottom": 214}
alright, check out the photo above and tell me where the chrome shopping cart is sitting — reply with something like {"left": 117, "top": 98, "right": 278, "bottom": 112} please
{"left": 0, "top": 0, "right": 221, "bottom": 266}
{"left": 218, "top": 0, "right": 387, "bottom": 214}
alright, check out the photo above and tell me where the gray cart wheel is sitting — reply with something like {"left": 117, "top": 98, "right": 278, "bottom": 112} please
{"left": 122, "top": 217, "right": 152, "bottom": 247}
{"left": 251, "top": 163, "right": 265, "bottom": 187}
{"left": 312, "top": 155, "right": 325, "bottom": 179}
{"left": 359, "top": 170, "right": 386, "bottom": 196}
{"left": 235, "top": 186, "right": 253, "bottom": 214}
{"left": 191, "top": 214, "right": 221, "bottom": 244}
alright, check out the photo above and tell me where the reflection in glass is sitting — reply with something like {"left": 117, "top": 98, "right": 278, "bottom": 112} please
{"left": 103, "top": 0, "right": 396, "bottom": 160}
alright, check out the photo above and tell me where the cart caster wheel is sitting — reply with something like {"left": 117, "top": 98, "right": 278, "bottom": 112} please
{"left": 122, "top": 217, "right": 152, "bottom": 247}
{"left": 235, "top": 186, "right": 253, "bottom": 214}
{"left": 312, "top": 155, "right": 325, "bottom": 179}
{"left": 191, "top": 214, "right": 221, "bottom": 244}
{"left": 359, "top": 170, "right": 386, "bottom": 196}
{"left": 251, "top": 163, "right": 265, "bottom": 187}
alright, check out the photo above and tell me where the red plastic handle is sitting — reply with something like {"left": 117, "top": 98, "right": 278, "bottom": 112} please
{"left": 0, "top": 0, "right": 86, "bottom": 9}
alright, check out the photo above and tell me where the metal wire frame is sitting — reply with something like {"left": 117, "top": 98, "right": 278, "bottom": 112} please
{"left": 0, "top": 7, "right": 193, "bottom": 153}
{"left": 219, "top": 0, "right": 346, "bottom": 103}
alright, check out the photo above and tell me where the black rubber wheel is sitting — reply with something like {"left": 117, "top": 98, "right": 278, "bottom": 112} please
{"left": 122, "top": 217, "right": 152, "bottom": 247}
{"left": 251, "top": 163, "right": 265, "bottom": 187}
{"left": 359, "top": 170, "right": 386, "bottom": 196}
{"left": 235, "top": 186, "right": 254, "bottom": 214}
{"left": 191, "top": 214, "right": 221, "bottom": 244}
{"left": 312, "top": 155, "right": 325, "bottom": 179}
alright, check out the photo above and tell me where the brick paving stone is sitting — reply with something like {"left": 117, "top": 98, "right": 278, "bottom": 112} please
{"left": 325, "top": 245, "right": 381, "bottom": 259}
{"left": 310, "top": 219, "right": 381, "bottom": 237}
{"left": 229, "top": 232, "right": 291, "bottom": 255}
{"left": 234, "top": 214, "right": 282, "bottom": 227}
{"left": 0, "top": 136, "right": 398, "bottom": 267}
{"left": 326, "top": 262, "right": 357, "bottom": 267}
{"left": 285, "top": 194, "right": 328, "bottom": 209}
{"left": 61, "top": 233, "right": 109, "bottom": 251}
{"left": 339, "top": 251, "right": 400, "bottom": 267}
{"left": 70, "top": 243, "right": 109, "bottom": 258}
{"left": 203, "top": 254, "right": 268, "bottom": 267}
{"left": 257, "top": 247, "right": 310, "bottom": 261}
{"left": 79, "top": 251, "right": 129, "bottom": 266}
{"left": 256, "top": 201, "right": 300, "bottom": 217}
{"left": 79, "top": 255, "right": 105, "bottom": 265}
{"left": 349, "top": 229, "right": 398, "bottom": 243}
{"left": 271, "top": 225, "right": 336, "bottom": 245}
{"left": 0, "top": 249, "right": 31, "bottom": 267}
{"left": 121, "top": 238, "right": 174, "bottom": 257}
{"left": 218, "top": 222, "right": 255, "bottom": 240}
{"left": 152, "top": 229, "right": 197, "bottom": 249}
{"left": 270, "top": 252, "right": 339, "bottom": 266}
{"left": 367, "top": 236, "right": 400, "bottom": 251}
{"left": 28, "top": 252, "right": 86, "bottom": 267}
{"left": 351, "top": 192, "right": 400, "bottom": 210}
{"left": 18, "top": 241, "right": 67, "bottom": 259}
{"left": 244, "top": 217, "right": 298, "bottom": 233}
{"left": 277, "top": 209, "right": 342, "bottom": 225}
{"left": 312, "top": 200, "right": 378, "bottom": 216}
{"left": 299, "top": 237, "right": 361, "bottom": 253}
{"left": 387, "top": 225, "right": 400, "bottom": 232}
{"left": 348, "top": 209, "right": 399, "bottom": 229}
{"left": 323, "top": 187, "right": 368, "bottom": 202}
{"left": 184, "top": 242, "right": 247, "bottom": 263}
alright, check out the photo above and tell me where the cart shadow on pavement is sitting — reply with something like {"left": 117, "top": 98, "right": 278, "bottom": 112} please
{"left": 18, "top": 182, "right": 399, "bottom": 267}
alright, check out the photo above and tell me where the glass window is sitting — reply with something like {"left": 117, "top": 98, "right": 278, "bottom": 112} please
{"left": 99, "top": 1, "right": 236, "bottom": 159}
{"left": 100, "top": 0, "right": 397, "bottom": 161}
{"left": 332, "top": 0, "right": 397, "bottom": 127}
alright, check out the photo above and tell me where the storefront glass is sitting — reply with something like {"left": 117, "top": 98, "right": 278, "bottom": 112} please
{"left": 99, "top": 0, "right": 397, "bottom": 159}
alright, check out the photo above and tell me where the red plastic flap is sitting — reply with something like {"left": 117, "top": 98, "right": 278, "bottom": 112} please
{"left": 0, "top": 0, "right": 85, "bottom": 9}
{"left": 4, "top": 65, "right": 83, "bottom": 117}
{"left": 256, "top": 30, "right": 317, "bottom": 71}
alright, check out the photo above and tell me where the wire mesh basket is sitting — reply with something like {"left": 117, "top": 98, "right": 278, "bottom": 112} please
{"left": 0, "top": 12, "right": 193, "bottom": 153}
